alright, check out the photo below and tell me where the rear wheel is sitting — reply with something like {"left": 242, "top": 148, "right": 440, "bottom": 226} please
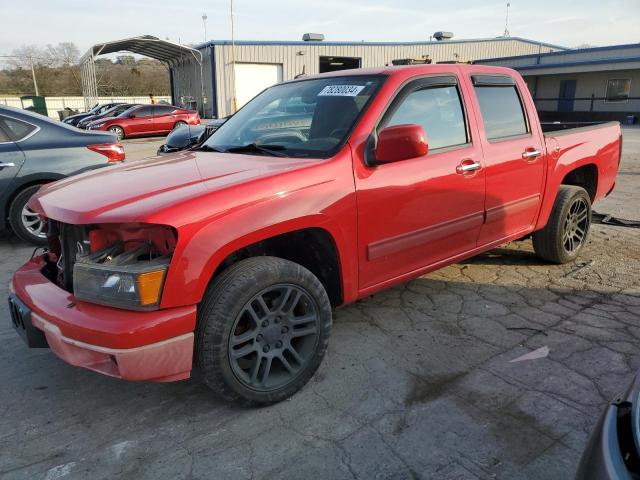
{"left": 108, "top": 126, "right": 124, "bottom": 140}
{"left": 9, "top": 185, "right": 47, "bottom": 246}
{"left": 173, "top": 121, "right": 187, "bottom": 130}
{"left": 196, "top": 257, "right": 332, "bottom": 406}
{"left": 533, "top": 185, "right": 591, "bottom": 264}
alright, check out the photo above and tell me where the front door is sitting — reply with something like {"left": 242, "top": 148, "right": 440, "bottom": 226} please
{"left": 354, "top": 77, "right": 486, "bottom": 290}
{"left": 558, "top": 80, "right": 577, "bottom": 113}
{"left": 128, "top": 105, "right": 156, "bottom": 135}
{"left": 466, "top": 73, "right": 546, "bottom": 245}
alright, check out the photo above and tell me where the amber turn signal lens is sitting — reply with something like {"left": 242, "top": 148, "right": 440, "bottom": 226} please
{"left": 136, "top": 270, "right": 166, "bottom": 306}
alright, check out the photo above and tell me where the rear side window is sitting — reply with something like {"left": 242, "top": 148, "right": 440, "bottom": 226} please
{"left": 474, "top": 85, "right": 528, "bottom": 140}
{"left": 0, "top": 116, "right": 37, "bottom": 141}
{"left": 383, "top": 85, "right": 468, "bottom": 150}
{"left": 137, "top": 106, "right": 154, "bottom": 116}
{"left": 156, "top": 105, "right": 177, "bottom": 114}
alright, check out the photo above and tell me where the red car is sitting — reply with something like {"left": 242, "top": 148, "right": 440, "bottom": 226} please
{"left": 11, "top": 65, "right": 621, "bottom": 406}
{"left": 87, "top": 104, "right": 200, "bottom": 140}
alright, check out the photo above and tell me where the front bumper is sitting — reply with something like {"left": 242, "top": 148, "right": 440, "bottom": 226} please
{"left": 10, "top": 256, "right": 197, "bottom": 382}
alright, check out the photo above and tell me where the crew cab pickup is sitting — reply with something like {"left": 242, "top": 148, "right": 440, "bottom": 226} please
{"left": 9, "top": 65, "right": 621, "bottom": 405}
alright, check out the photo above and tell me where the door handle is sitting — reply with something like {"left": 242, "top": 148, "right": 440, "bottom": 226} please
{"left": 456, "top": 160, "right": 481, "bottom": 175}
{"left": 522, "top": 149, "right": 542, "bottom": 160}
{"left": 0, "top": 162, "right": 16, "bottom": 168}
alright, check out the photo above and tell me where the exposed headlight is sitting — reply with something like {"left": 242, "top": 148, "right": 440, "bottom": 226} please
{"left": 92, "top": 122, "right": 106, "bottom": 128}
{"left": 72, "top": 234, "right": 173, "bottom": 311}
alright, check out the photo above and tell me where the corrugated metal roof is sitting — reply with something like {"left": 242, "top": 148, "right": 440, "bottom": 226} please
{"left": 195, "top": 36, "right": 566, "bottom": 51}
{"left": 80, "top": 35, "right": 202, "bottom": 66}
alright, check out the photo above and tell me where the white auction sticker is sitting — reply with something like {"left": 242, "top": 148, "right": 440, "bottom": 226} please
{"left": 318, "top": 85, "right": 365, "bottom": 97}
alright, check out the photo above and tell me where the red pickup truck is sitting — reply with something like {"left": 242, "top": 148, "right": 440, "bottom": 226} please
{"left": 9, "top": 65, "right": 621, "bottom": 405}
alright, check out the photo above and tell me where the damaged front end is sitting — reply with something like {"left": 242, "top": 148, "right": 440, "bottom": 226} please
{"left": 42, "top": 221, "right": 177, "bottom": 310}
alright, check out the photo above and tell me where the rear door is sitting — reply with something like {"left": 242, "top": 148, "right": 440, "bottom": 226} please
{"left": 154, "top": 105, "right": 179, "bottom": 133}
{"left": 354, "top": 75, "right": 486, "bottom": 289}
{"left": 466, "top": 73, "right": 546, "bottom": 245}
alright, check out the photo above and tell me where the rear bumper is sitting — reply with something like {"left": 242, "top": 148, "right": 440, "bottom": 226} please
{"left": 10, "top": 256, "right": 197, "bottom": 382}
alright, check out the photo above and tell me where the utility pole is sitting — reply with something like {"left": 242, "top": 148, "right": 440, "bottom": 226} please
{"left": 29, "top": 57, "right": 39, "bottom": 96}
{"left": 230, "top": 0, "right": 237, "bottom": 112}
{"left": 202, "top": 13, "right": 208, "bottom": 44}
{"left": 503, "top": 2, "right": 511, "bottom": 37}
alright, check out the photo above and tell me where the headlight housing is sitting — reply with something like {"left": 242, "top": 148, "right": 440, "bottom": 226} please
{"left": 71, "top": 228, "right": 175, "bottom": 311}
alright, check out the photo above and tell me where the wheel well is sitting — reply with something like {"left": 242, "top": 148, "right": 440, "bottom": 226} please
{"left": 213, "top": 228, "right": 343, "bottom": 306}
{"left": 561, "top": 164, "right": 598, "bottom": 200}
{"left": 4, "top": 180, "right": 51, "bottom": 227}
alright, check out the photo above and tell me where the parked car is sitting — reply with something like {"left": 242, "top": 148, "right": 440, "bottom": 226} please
{"left": 10, "top": 65, "right": 621, "bottom": 406}
{"left": 0, "top": 105, "right": 124, "bottom": 245}
{"left": 76, "top": 103, "right": 139, "bottom": 130}
{"left": 157, "top": 118, "right": 227, "bottom": 154}
{"left": 87, "top": 104, "right": 200, "bottom": 140}
{"left": 576, "top": 371, "right": 640, "bottom": 479}
{"left": 62, "top": 103, "right": 126, "bottom": 127}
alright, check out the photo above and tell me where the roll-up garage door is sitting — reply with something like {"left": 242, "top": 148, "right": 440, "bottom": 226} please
{"left": 233, "top": 63, "right": 283, "bottom": 109}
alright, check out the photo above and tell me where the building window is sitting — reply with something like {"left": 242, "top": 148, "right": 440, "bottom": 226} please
{"left": 605, "top": 79, "right": 631, "bottom": 103}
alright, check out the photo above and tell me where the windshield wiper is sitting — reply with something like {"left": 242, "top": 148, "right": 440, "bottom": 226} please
{"left": 196, "top": 144, "right": 228, "bottom": 153}
{"left": 224, "top": 143, "right": 288, "bottom": 157}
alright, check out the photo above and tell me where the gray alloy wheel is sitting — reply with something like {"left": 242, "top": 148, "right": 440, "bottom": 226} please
{"left": 533, "top": 185, "right": 592, "bottom": 264}
{"left": 228, "top": 283, "right": 320, "bottom": 392}
{"left": 21, "top": 204, "right": 46, "bottom": 240}
{"left": 108, "top": 126, "right": 124, "bottom": 140}
{"left": 561, "top": 197, "right": 589, "bottom": 254}
{"left": 173, "top": 121, "right": 187, "bottom": 130}
{"left": 8, "top": 184, "right": 48, "bottom": 246}
{"left": 196, "top": 256, "right": 332, "bottom": 405}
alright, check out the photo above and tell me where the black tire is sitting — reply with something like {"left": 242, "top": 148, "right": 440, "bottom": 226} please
{"left": 533, "top": 185, "right": 592, "bottom": 264}
{"left": 108, "top": 125, "right": 124, "bottom": 140}
{"left": 196, "top": 256, "right": 332, "bottom": 406}
{"left": 9, "top": 185, "right": 48, "bottom": 246}
{"left": 173, "top": 121, "right": 187, "bottom": 130}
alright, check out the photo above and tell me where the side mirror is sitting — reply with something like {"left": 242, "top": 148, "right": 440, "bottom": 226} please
{"left": 375, "top": 124, "right": 428, "bottom": 164}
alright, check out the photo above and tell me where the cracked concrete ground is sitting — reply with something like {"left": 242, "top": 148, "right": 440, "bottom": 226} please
{"left": 1, "top": 128, "right": 639, "bottom": 480}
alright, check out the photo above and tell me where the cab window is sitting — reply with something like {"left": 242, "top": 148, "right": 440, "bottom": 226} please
{"left": 383, "top": 85, "right": 468, "bottom": 151}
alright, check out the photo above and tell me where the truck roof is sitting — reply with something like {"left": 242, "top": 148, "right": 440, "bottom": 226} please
{"left": 283, "top": 63, "right": 518, "bottom": 84}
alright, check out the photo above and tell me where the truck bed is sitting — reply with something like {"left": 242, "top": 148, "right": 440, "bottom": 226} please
{"left": 541, "top": 121, "right": 615, "bottom": 134}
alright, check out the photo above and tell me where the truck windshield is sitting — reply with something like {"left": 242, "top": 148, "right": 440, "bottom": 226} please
{"left": 202, "top": 75, "right": 384, "bottom": 158}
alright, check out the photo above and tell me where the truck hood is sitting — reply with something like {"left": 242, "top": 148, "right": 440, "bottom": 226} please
{"left": 31, "top": 150, "right": 318, "bottom": 226}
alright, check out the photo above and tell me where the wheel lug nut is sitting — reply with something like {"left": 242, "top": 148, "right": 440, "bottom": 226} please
{"left": 256, "top": 334, "right": 263, "bottom": 341}
{"left": 275, "top": 340, "right": 283, "bottom": 348}
{"left": 262, "top": 320, "right": 269, "bottom": 327}
{"left": 263, "top": 345, "right": 270, "bottom": 353}
{"left": 281, "top": 326, "right": 288, "bottom": 334}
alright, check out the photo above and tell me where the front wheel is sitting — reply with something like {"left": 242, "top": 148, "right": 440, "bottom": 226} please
{"left": 533, "top": 185, "right": 592, "bottom": 264}
{"left": 9, "top": 185, "right": 48, "bottom": 245}
{"left": 108, "top": 126, "right": 124, "bottom": 140}
{"left": 196, "top": 257, "right": 332, "bottom": 406}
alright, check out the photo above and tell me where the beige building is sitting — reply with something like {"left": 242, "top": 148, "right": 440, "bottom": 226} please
{"left": 171, "top": 36, "right": 565, "bottom": 118}
{"left": 476, "top": 44, "right": 640, "bottom": 122}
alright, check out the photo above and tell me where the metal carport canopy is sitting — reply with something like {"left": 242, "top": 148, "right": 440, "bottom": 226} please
{"left": 79, "top": 35, "right": 203, "bottom": 110}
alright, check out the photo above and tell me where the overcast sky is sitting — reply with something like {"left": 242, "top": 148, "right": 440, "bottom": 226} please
{"left": 1, "top": 0, "right": 639, "bottom": 55}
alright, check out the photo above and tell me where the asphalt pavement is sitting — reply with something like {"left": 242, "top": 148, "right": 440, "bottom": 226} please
{"left": 1, "top": 129, "right": 639, "bottom": 480}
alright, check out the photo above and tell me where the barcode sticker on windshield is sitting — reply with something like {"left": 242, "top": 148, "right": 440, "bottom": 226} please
{"left": 318, "top": 85, "right": 365, "bottom": 97}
